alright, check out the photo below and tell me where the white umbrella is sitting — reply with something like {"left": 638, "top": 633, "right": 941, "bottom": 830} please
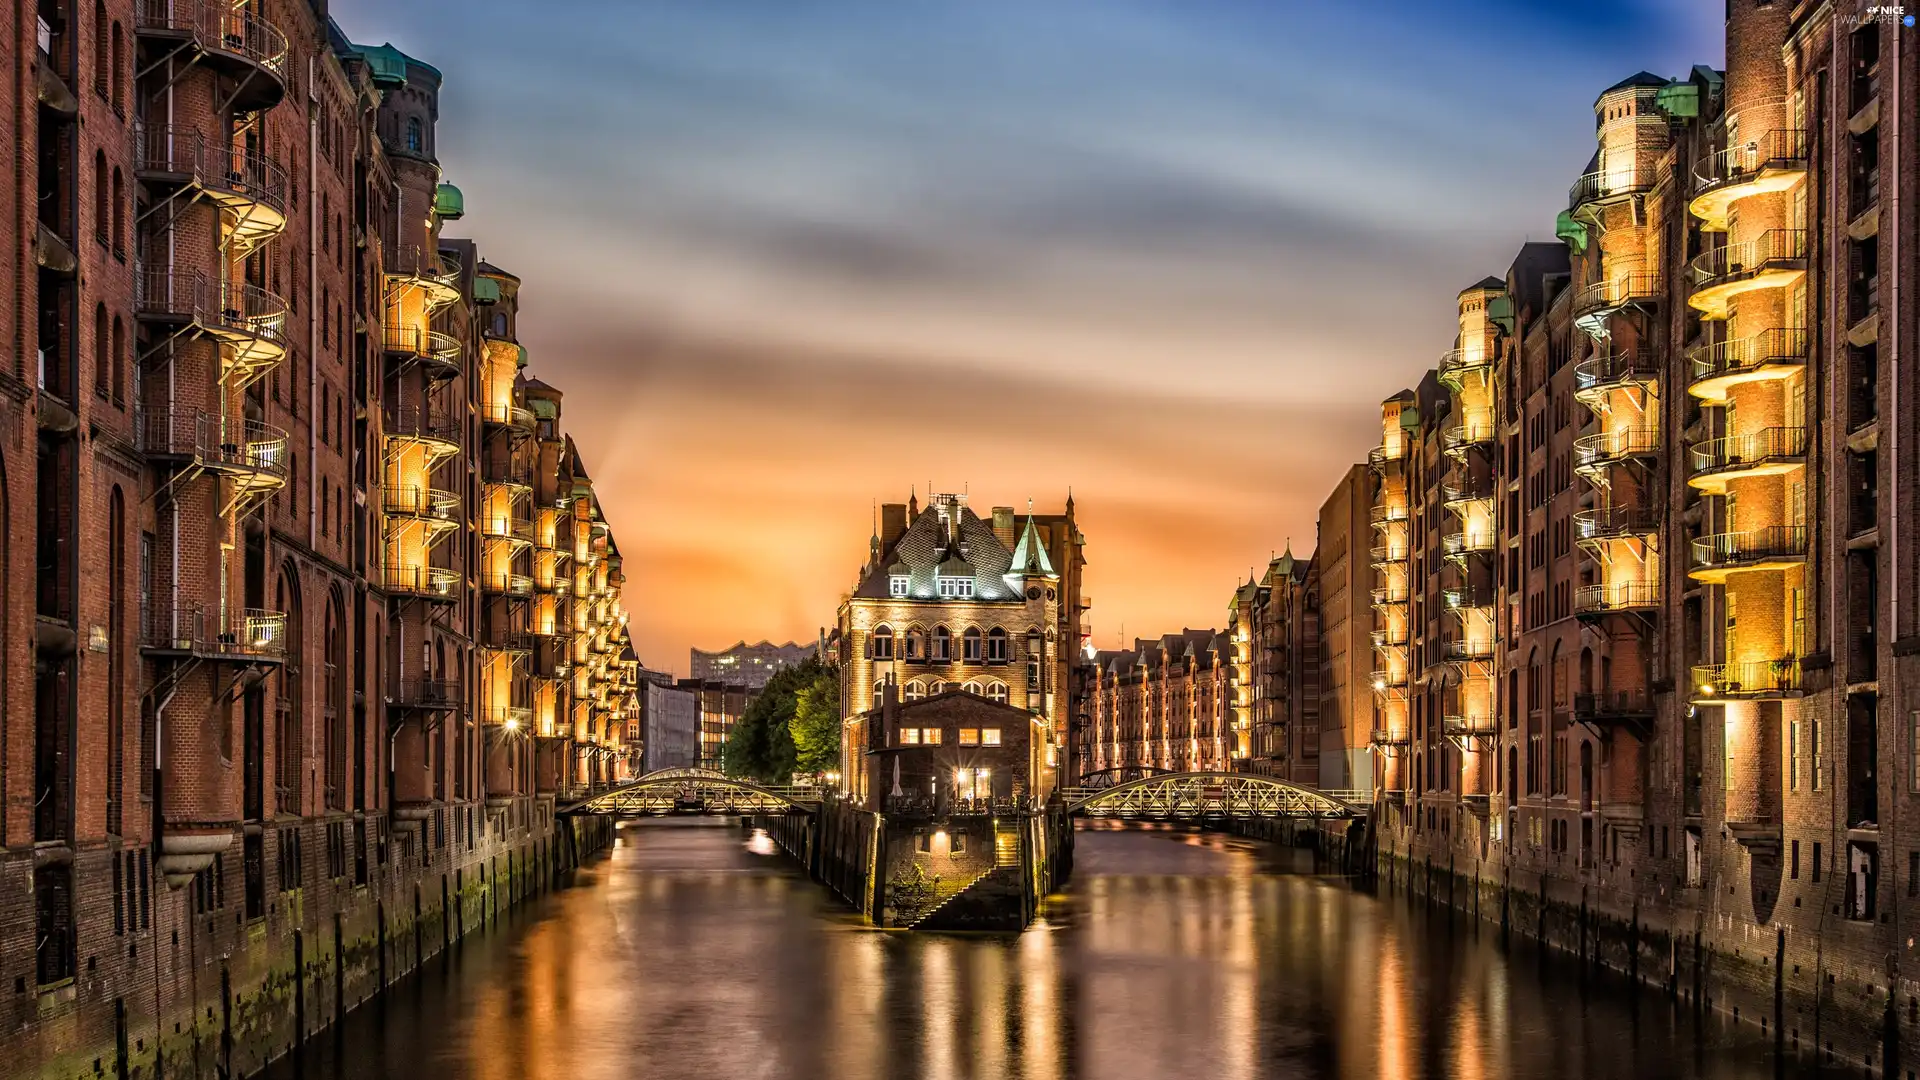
{"left": 890, "top": 756, "right": 904, "bottom": 798}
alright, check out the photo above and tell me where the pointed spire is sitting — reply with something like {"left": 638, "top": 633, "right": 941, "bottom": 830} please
{"left": 1009, "top": 511, "right": 1056, "bottom": 576}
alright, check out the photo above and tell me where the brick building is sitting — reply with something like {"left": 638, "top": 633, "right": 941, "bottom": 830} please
{"left": 680, "top": 678, "right": 750, "bottom": 772}
{"left": 3, "top": 6, "right": 637, "bottom": 1074}
{"left": 1337, "top": 7, "right": 1920, "bottom": 1071}
{"left": 1083, "top": 629, "right": 1234, "bottom": 775}
{"left": 1315, "top": 463, "right": 1374, "bottom": 794}
{"left": 838, "top": 492, "right": 1086, "bottom": 802}
{"left": 1227, "top": 550, "right": 1320, "bottom": 783}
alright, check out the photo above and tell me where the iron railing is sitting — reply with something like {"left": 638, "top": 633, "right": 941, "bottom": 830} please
{"left": 134, "top": 267, "right": 288, "bottom": 346}
{"left": 481, "top": 402, "right": 536, "bottom": 432}
{"left": 133, "top": 0, "right": 288, "bottom": 80}
{"left": 1689, "top": 425, "right": 1808, "bottom": 476}
{"left": 391, "top": 679, "right": 463, "bottom": 710}
{"left": 144, "top": 603, "right": 286, "bottom": 660}
{"left": 383, "top": 325, "right": 463, "bottom": 367}
{"left": 1574, "top": 506, "right": 1660, "bottom": 541}
{"left": 1574, "top": 351, "right": 1659, "bottom": 393}
{"left": 1573, "top": 689, "right": 1655, "bottom": 720}
{"left": 1691, "top": 526, "right": 1808, "bottom": 571}
{"left": 139, "top": 407, "right": 288, "bottom": 481}
{"left": 1574, "top": 426, "right": 1660, "bottom": 469}
{"left": 1690, "top": 229, "right": 1808, "bottom": 289}
{"left": 1574, "top": 581, "right": 1659, "bottom": 613}
{"left": 1693, "top": 129, "right": 1809, "bottom": 193}
{"left": 383, "top": 563, "right": 459, "bottom": 598}
{"left": 386, "top": 405, "right": 461, "bottom": 446}
{"left": 1688, "top": 328, "right": 1809, "bottom": 386}
{"left": 1692, "top": 660, "right": 1802, "bottom": 698}
{"left": 131, "top": 124, "right": 287, "bottom": 218}
{"left": 1571, "top": 273, "right": 1660, "bottom": 320}
{"left": 481, "top": 572, "right": 534, "bottom": 597}
{"left": 1569, "top": 165, "right": 1655, "bottom": 209}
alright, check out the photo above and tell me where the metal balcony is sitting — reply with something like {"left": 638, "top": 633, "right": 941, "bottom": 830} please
{"left": 1442, "top": 714, "right": 1498, "bottom": 740}
{"left": 1574, "top": 581, "right": 1659, "bottom": 617}
{"left": 1441, "top": 530, "right": 1495, "bottom": 558}
{"left": 1692, "top": 660, "right": 1802, "bottom": 702}
{"left": 1370, "top": 501, "right": 1409, "bottom": 528}
{"left": 1687, "top": 425, "right": 1807, "bottom": 492}
{"left": 383, "top": 325, "right": 464, "bottom": 380}
{"left": 1571, "top": 273, "right": 1660, "bottom": 335}
{"left": 1689, "top": 130, "right": 1810, "bottom": 230}
{"left": 1568, "top": 165, "right": 1656, "bottom": 212}
{"left": 1442, "top": 477, "right": 1494, "bottom": 511}
{"left": 1689, "top": 526, "right": 1809, "bottom": 582}
{"left": 482, "top": 401, "right": 537, "bottom": 437}
{"left": 1444, "top": 584, "right": 1494, "bottom": 610}
{"left": 1369, "top": 544, "right": 1408, "bottom": 568}
{"left": 1371, "top": 627, "right": 1408, "bottom": 648}
{"left": 1572, "top": 689, "right": 1655, "bottom": 727}
{"left": 383, "top": 563, "right": 460, "bottom": 602}
{"left": 383, "top": 485, "right": 459, "bottom": 524}
{"left": 1573, "top": 426, "right": 1659, "bottom": 475}
{"left": 133, "top": 0, "right": 288, "bottom": 112}
{"left": 1572, "top": 351, "right": 1659, "bottom": 404}
{"left": 1370, "top": 668, "right": 1408, "bottom": 693}
{"left": 132, "top": 124, "right": 287, "bottom": 250}
{"left": 391, "top": 679, "right": 463, "bottom": 712}
{"left": 1441, "top": 419, "right": 1495, "bottom": 457}
{"left": 140, "top": 408, "right": 288, "bottom": 515}
{"left": 1574, "top": 506, "right": 1659, "bottom": 544}
{"left": 1445, "top": 639, "right": 1495, "bottom": 662}
{"left": 482, "top": 572, "right": 535, "bottom": 597}
{"left": 1688, "top": 230, "right": 1808, "bottom": 320}
{"left": 485, "top": 705, "right": 534, "bottom": 730}
{"left": 143, "top": 604, "right": 286, "bottom": 664}
{"left": 482, "top": 515, "right": 535, "bottom": 547}
{"left": 1437, "top": 347, "right": 1493, "bottom": 388}
{"left": 1367, "top": 444, "right": 1405, "bottom": 472}
{"left": 1371, "top": 583, "right": 1409, "bottom": 606}
{"left": 386, "top": 245, "right": 462, "bottom": 309}
{"left": 1687, "top": 328, "right": 1808, "bottom": 404}
{"left": 385, "top": 406, "right": 461, "bottom": 457}
{"left": 1369, "top": 727, "right": 1410, "bottom": 748}
{"left": 134, "top": 268, "right": 288, "bottom": 385}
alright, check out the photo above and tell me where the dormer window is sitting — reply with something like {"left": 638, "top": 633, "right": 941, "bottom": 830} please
{"left": 938, "top": 574, "right": 973, "bottom": 599}
{"left": 890, "top": 575, "right": 909, "bottom": 597}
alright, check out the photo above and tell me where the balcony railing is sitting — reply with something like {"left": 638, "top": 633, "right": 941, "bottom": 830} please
{"left": 1367, "top": 444, "right": 1405, "bottom": 471}
{"left": 1573, "top": 351, "right": 1659, "bottom": 395}
{"left": 1574, "top": 581, "right": 1659, "bottom": 614}
{"left": 383, "top": 325, "right": 463, "bottom": 372}
{"left": 1571, "top": 273, "right": 1660, "bottom": 323}
{"left": 1445, "top": 639, "right": 1495, "bottom": 661}
{"left": 383, "top": 563, "right": 459, "bottom": 600}
{"left": 1371, "top": 584, "right": 1409, "bottom": 605}
{"left": 1442, "top": 419, "right": 1496, "bottom": 455}
{"left": 1369, "top": 727, "right": 1410, "bottom": 747}
{"left": 481, "top": 572, "right": 535, "bottom": 597}
{"left": 386, "top": 405, "right": 461, "bottom": 448}
{"left": 1370, "top": 669, "right": 1408, "bottom": 691}
{"left": 383, "top": 485, "right": 459, "bottom": 522}
{"left": 1689, "top": 425, "right": 1807, "bottom": 479}
{"left": 391, "top": 679, "right": 463, "bottom": 711}
{"left": 1573, "top": 689, "right": 1655, "bottom": 722}
{"left": 1371, "top": 627, "right": 1408, "bottom": 648}
{"left": 482, "top": 516, "right": 535, "bottom": 544}
{"left": 1370, "top": 502, "right": 1409, "bottom": 527}
{"left": 1438, "top": 347, "right": 1493, "bottom": 386}
{"left": 481, "top": 402, "right": 537, "bottom": 433}
{"left": 134, "top": 268, "right": 288, "bottom": 352}
{"left": 1442, "top": 477, "right": 1494, "bottom": 507}
{"left": 1369, "top": 544, "right": 1408, "bottom": 567}
{"left": 1442, "top": 714, "right": 1498, "bottom": 739}
{"left": 1568, "top": 165, "right": 1655, "bottom": 210}
{"left": 1687, "top": 328, "right": 1808, "bottom": 396}
{"left": 1689, "top": 229, "right": 1807, "bottom": 297}
{"left": 1692, "top": 660, "right": 1803, "bottom": 700}
{"left": 132, "top": 124, "right": 287, "bottom": 223}
{"left": 485, "top": 706, "right": 534, "bottom": 730}
{"left": 483, "top": 454, "right": 534, "bottom": 488}
{"left": 139, "top": 408, "right": 289, "bottom": 486}
{"left": 1574, "top": 506, "right": 1660, "bottom": 542}
{"left": 133, "top": 0, "right": 288, "bottom": 91}
{"left": 1441, "top": 531, "right": 1495, "bottom": 557}
{"left": 1573, "top": 426, "right": 1659, "bottom": 470}
{"left": 1690, "top": 130, "right": 1809, "bottom": 227}
{"left": 1691, "top": 526, "right": 1808, "bottom": 574}
{"left": 1444, "top": 584, "right": 1494, "bottom": 610}
{"left": 144, "top": 603, "right": 286, "bottom": 662}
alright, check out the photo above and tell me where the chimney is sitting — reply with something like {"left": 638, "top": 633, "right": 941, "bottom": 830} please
{"left": 880, "top": 503, "right": 908, "bottom": 549}
{"left": 991, "top": 506, "right": 1015, "bottom": 547}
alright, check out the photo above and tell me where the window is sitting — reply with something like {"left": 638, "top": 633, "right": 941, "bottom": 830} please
{"left": 111, "top": 316, "right": 125, "bottom": 405}
{"left": 406, "top": 117, "right": 423, "bottom": 153}
{"left": 949, "top": 831, "right": 966, "bottom": 854}
{"left": 905, "top": 628, "right": 923, "bottom": 660}
{"left": 93, "top": 305, "right": 109, "bottom": 396}
{"left": 890, "top": 575, "right": 908, "bottom": 597}
{"left": 987, "top": 628, "right": 1008, "bottom": 662}
{"left": 1791, "top": 839, "right": 1800, "bottom": 879}
{"left": 922, "top": 727, "right": 941, "bottom": 746}
{"left": 898, "top": 727, "right": 920, "bottom": 746}
{"left": 938, "top": 575, "right": 973, "bottom": 599}
{"left": 871, "top": 625, "right": 893, "bottom": 661}
{"left": 932, "top": 626, "right": 951, "bottom": 661}
{"left": 1811, "top": 719, "right": 1823, "bottom": 790}
{"left": 1789, "top": 720, "right": 1802, "bottom": 790}
{"left": 986, "top": 682, "right": 1009, "bottom": 705}
{"left": 94, "top": 151, "right": 108, "bottom": 245}
{"left": 1813, "top": 841, "right": 1823, "bottom": 883}
{"left": 110, "top": 22, "right": 122, "bottom": 111}
{"left": 962, "top": 680, "right": 982, "bottom": 696}
{"left": 981, "top": 727, "right": 1002, "bottom": 746}
{"left": 958, "top": 728, "right": 980, "bottom": 746}
{"left": 1911, "top": 711, "right": 1920, "bottom": 792}
{"left": 963, "top": 627, "right": 982, "bottom": 662}
{"left": 904, "top": 679, "right": 927, "bottom": 702}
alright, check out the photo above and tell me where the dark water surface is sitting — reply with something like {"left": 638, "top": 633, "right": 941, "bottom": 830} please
{"left": 272, "top": 820, "right": 1788, "bottom": 1080}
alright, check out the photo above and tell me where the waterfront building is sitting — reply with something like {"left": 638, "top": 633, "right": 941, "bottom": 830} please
{"left": 641, "top": 680, "right": 701, "bottom": 774}
{"left": 858, "top": 686, "right": 1044, "bottom": 815}
{"left": 690, "top": 639, "right": 817, "bottom": 688}
{"left": 837, "top": 492, "right": 1086, "bottom": 803}
{"left": 1228, "top": 549, "right": 1321, "bottom": 784}
{"left": 1316, "top": 465, "right": 1375, "bottom": 793}
{"left": 2, "top": 7, "right": 636, "bottom": 1071}
{"left": 1084, "top": 630, "right": 1234, "bottom": 775}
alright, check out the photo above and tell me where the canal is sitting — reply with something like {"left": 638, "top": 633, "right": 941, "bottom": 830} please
{"left": 272, "top": 819, "right": 1789, "bottom": 1080}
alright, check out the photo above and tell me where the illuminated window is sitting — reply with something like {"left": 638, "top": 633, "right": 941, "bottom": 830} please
{"left": 923, "top": 728, "right": 942, "bottom": 746}
{"left": 899, "top": 727, "right": 920, "bottom": 746}
{"left": 871, "top": 625, "right": 894, "bottom": 661}
{"left": 932, "top": 626, "right": 951, "bottom": 661}
{"left": 905, "top": 628, "right": 924, "bottom": 660}
{"left": 958, "top": 728, "right": 980, "bottom": 746}
{"left": 938, "top": 575, "right": 973, "bottom": 598}
{"left": 890, "top": 575, "right": 908, "bottom": 597}
{"left": 1811, "top": 719, "right": 1823, "bottom": 790}
{"left": 987, "top": 627, "right": 1008, "bottom": 662}
{"left": 904, "top": 680, "right": 927, "bottom": 702}
{"left": 986, "top": 682, "right": 1008, "bottom": 705}
{"left": 981, "top": 727, "right": 1002, "bottom": 746}
{"left": 963, "top": 627, "right": 983, "bottom": 661}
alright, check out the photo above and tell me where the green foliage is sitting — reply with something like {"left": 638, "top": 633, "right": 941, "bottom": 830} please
{"left": 789, "top": 667, "right": 842, "bottom": 778}
{"left": 721, "top": 657, "right": 838, "bottom": 785}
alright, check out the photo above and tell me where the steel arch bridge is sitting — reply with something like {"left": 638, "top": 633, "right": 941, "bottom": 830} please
{"left": 562, "top": 768, "right": 818, "bottom": 816}
{"left": 1062, "top": 772, "right": 1364, "bottom": 822}
{"left": 1074, "top": 765, "right": 1174, "bottom": 791}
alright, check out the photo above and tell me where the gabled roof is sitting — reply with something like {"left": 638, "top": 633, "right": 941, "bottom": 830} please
{"left": 854, "top": 500, "right": 1023, "bottom": 601}
{"left": 1603, "top": 70, "right": 1668, "bottom": 94}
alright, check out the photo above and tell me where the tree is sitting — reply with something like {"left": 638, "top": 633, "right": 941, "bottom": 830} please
{"left": 721, "top": 657, "right": 835, "bottom": 784}
{"left": 789, "top": 666, "right": 842, "bottom": 779}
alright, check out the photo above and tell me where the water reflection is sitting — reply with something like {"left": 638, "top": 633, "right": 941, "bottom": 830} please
{"left": 276, "top": 821, "right": 1785, "bottom": 1080}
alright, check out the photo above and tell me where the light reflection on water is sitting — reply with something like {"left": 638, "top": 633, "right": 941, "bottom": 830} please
{"left": 273, "top": 821, "right": 1785, "bottom": 1080}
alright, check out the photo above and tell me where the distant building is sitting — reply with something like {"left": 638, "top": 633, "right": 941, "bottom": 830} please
{"left": 1315, "top": 464, "right": 1373, "bottom": 794}
{"left": 680, "top": 680, "right": 751, "bottom": 772}
{"left": 1084, "top": 630, "right": 1234, "bottom": 775}
{"left": 640, "top": 681, "right": 700, "bottom": 774}
{"left": 690, "top": 640, "right": 817, "bottom": 689}
{"left": 1228, "top": 549, "right": 1321, "bottom": 785}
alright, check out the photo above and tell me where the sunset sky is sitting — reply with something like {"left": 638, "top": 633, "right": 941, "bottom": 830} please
{"left": 337, "top": 0, "right": 1721, "bottom": 675}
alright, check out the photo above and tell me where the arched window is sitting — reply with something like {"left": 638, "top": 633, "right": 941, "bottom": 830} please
{"left": 325, "top": 593, "right": 345, "bottom": 810}
{"left": 870, "top": 624, "right": 893, "bottom": 661}
{"left": 92, "top": 0, "right": 106, "bottom": 94}
{"left": 106, "top": 488, "right": 124, "bottom": 835}
{"left": 904, "top": 627, "right": 924, "bottom": 661}
{"left": 904, "top": 679, "right": 927, "bottom": 703}
{"left": 276, "top": 567, "right": 302, "bottom": 813}
{"left": 111, "top": 167, "right": 123, "bottom": 252}
{"left": 405, "top": 117, "right": 423, "bottom": 153}
{"left": 926, "top": 681, "right": 946, "bottom": 696}
{"left": 932, "top": 626, "right": 951, "bottom": 661}
{"left": 94, "top": 151, "right": 108, "bottom": 244}
{"left": 986, "top": 681, "right": 1009, "bottom": 705}
{"left": 110, "top": 22, "right": 123, "bottom": 110}
{"left": 987, "top": 627, "right": 1008, "bottom": 663}
{"left": 110, "top": 316, "right": 125, "bottom": 405}
{"left": 962, "top": 680, "right": 982, "bottom": 696}
{"left": 962, "top": 627, "right": 982, "bottom": 662}
{"left": 92, "top": 304, "right": 108, "bottom": 396}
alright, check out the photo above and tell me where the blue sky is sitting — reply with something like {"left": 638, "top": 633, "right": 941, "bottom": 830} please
{"left": 335, "top": 0, "right": 1723, "bottom": 669}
